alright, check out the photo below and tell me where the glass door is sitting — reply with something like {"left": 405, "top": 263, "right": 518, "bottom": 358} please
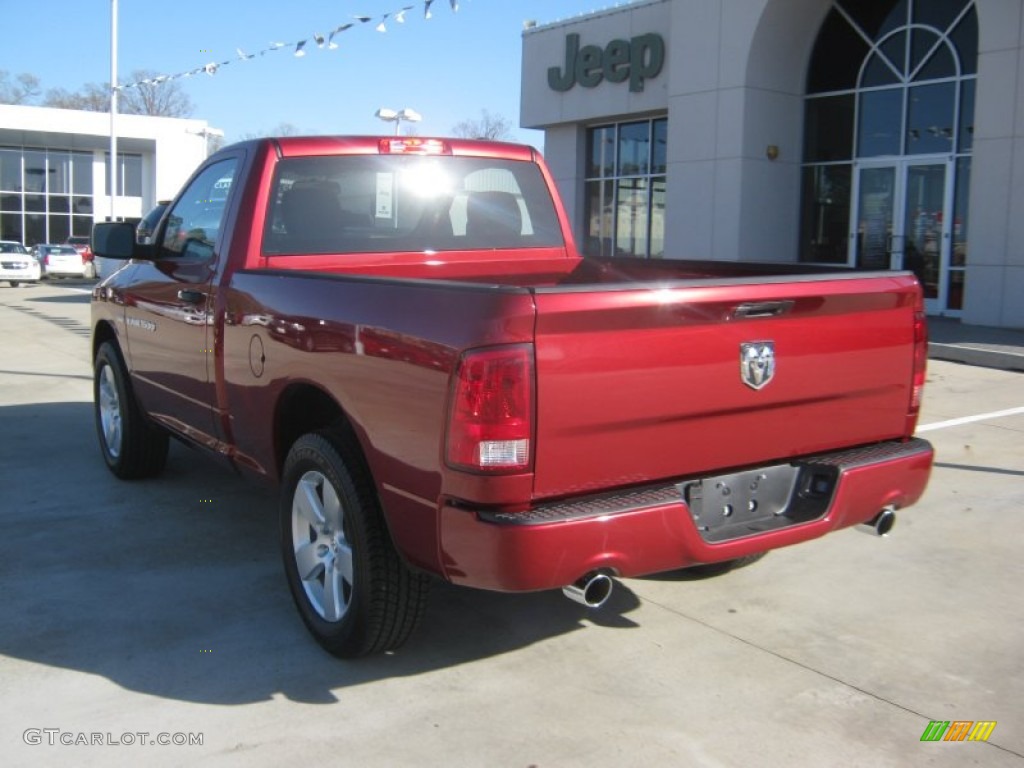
{"left": 853, "top": 158, "right": 953, "bottom": 314}
{"left": 853, "top": 165, "right": 897, "bottom": 270}
{"left": 901, "top": 162, "right": 947, "bottom": 312}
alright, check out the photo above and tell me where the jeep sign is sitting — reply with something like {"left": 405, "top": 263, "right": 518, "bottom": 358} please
{"left": 547, "top": 32, "right": 665, "bottom": 93}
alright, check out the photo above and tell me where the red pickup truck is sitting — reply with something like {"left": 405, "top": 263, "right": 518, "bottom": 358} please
{"left": 91, "top": 136, "right": 933, "bottom": 657}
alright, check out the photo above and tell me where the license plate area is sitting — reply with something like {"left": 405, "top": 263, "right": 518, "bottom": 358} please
{"left": 681, "top": 462, "right": 838, "bottom": 543}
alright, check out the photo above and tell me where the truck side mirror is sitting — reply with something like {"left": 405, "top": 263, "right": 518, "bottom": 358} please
{"left": 93, "top": 222, "right": 153, "bottom": 260}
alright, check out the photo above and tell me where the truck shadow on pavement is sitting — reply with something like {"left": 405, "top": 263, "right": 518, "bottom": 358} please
{"left": 0, "top": 401, "right": 642, "bottom": 706}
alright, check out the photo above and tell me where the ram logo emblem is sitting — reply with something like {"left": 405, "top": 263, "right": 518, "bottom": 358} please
{"left": 740, "top": 341, "right": 775, "bottom": 390}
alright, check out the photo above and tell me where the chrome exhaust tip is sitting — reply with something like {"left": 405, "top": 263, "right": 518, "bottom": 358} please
{"left": 562, "top": 572, "right": 614, "bottom": 609}
{"left": 858, "top": 506, "right": 896, "bottom": 537}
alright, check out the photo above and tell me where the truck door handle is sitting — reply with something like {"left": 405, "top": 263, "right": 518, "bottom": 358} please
{"left": 732, "top": 301, "right": 794, "bottom": 319}
{"left": 177, "top": 289, "right": 205, "bottom": 304}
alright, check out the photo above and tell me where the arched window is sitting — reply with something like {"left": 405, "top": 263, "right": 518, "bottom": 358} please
{"left": 799, "top": 0, "right": 977, "bottom": 313}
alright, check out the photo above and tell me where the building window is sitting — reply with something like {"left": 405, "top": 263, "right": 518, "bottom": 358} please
{"left": 584, "top": 117, "right": 666, "bottom": 258}
{"left": 0, "top": 149, "right": 21, "bottom": 192}
{"left": 799, "top": 0, "right": 976, "bottom": 315}
{"left": 0, "top": 147, "right": 95, "bottom": 246}
{"left": 103, "top": 153, "right": 143, "bottom": 197}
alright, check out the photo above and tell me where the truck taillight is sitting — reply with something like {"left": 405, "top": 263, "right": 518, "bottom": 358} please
{"left": 446, "top": 344, "right": 534, "bottom": 473}
{"left": 907, "top": 309, "right": 928, "bottom": 434}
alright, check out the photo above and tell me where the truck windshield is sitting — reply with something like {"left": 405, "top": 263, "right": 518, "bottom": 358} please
{"left": 262, "top": 155, "right": 564, "bottom": 255}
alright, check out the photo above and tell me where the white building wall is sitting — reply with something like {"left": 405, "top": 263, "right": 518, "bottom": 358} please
{"left": 521, "top": 1, "right": 671, "bottom": 127}
{"left": 522, "top": 0, "right": 822, "bottom": 265}
{"left": 541, "top": 123, "right": 587, "bottom": 249}
{"left": 148, "top": 124, "right": 209, "bottom": 203}
{"left": 0, "top": 103, "right": 213, "bottom": 223}
{"left": 522, "top": 0, "right": 671, "bottom": 251}
{"left": 966, "top": 0, "right": 1024, "bottom": 328}
{"left": 664, "top": 0, "right": 830, "bottom": 262}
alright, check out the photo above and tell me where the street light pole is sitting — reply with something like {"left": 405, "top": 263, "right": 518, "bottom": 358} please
{"left": 374, "top": 108, "right": 422, "bottom": 136}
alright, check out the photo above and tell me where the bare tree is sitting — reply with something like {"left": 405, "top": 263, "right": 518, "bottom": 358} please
{"left": 42, "top": 69, "right": 193, "bottom": 117}
{"left": 119, "top": 69, "right": 194, "bottom": 117}
{"left": 451, "top": 110, "right": 513, "bottom": 140}
{"left": 43, "top": 83, "right": 111, "bottom": 112}
{"left": 238, "top": 122, "right": 301, "bottom": 141}
{"left": 0, "top": 70, "right": 42, "bottom": 104}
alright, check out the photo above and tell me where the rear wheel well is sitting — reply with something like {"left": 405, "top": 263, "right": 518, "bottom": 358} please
{"left": 274, "top": 384, "right": 362, "bottom": 476}
{"left": 274, "top": 384, "right": 397, "bottom": 557}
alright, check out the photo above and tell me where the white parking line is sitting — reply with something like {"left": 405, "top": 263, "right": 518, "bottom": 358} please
{"left": 917, "top": 406, "right": 1024, "bottom": 432}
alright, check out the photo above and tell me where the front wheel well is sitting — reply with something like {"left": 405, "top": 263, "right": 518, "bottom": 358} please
{"left": 92, "top": 320, "right": 119, "bottom": 361}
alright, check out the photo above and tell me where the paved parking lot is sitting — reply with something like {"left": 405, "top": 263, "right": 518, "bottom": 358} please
{"left": 1, "top": 280, "right": 1022, "bottom": 767}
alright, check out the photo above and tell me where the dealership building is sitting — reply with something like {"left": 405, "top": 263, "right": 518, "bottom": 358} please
{"left": 0, "top": 104, "right": 215, "bottom": 247}
{"left": 522, "top": 0, "right": 1023, "bottom": 328}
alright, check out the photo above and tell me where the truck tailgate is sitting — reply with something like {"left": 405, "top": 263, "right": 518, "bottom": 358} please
{"left": 531, "top": 274, "right": 921, "bottom": 500}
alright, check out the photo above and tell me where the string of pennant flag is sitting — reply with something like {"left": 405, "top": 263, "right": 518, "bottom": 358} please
{"left": 116, "top": 0, "right": 463, "bottom": 91}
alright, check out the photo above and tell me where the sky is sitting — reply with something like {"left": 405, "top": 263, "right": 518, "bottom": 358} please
{"left": 1, "top": 0, "right": 628, "bottom": 148}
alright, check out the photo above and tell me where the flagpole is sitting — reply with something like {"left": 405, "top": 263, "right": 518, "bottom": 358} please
{"left": 109, "top": 0, "right": 118, "bottom": 222}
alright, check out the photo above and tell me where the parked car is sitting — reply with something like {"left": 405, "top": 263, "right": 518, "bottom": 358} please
{"left": 0, "top": 240, "right": 41, "bottom": 287}
{"left": 65, "top": 235, "right": 96, "bottom": 278}
{"left": 33, "top": 244, "right": 89, "bottom": 278}
{"left": 136, "top": 201, "right": 171, "bottom": 244}
{"left": 66, "top": 239, "right": 98, "bottom": 280}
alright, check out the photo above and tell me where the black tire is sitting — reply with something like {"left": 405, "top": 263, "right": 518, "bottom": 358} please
{"left": 93, "top": 341, "right": 169, "bottom": 479}
{"left": 280, "top": 432, "right": 429, "bottom": 658}
{"left": 9, "top": 281, "right": 19, "bottom": 288}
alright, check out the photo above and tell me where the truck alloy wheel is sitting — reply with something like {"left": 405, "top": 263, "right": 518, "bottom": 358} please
{"left": 280, "top": 432, "right": 428, "bottom": 657}
{"left": 97, "top": 362, "right": 124, "bottom": 460}
{"left": 290, "top": 468, "right": 356, "bottom": 623}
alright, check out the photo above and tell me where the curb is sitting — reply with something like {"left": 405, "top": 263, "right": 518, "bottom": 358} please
{"left": 928, "top": 342, "right": 1024, "bottom": 373}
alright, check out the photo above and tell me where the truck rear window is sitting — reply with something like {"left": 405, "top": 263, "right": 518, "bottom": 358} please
{"left": 262, "top": 155, "right": 564, "bottom": 255}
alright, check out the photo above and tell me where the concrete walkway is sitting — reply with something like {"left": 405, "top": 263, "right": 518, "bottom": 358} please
{"left": 928, "top": 317, "right": 1024, "bottom": 372}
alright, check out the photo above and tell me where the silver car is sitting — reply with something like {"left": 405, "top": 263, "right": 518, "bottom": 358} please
{"left": 0, "top": 241, "right": 41, "bottom": 287}
{"left": 33, "top": 244, "right": 89, "bottom": 279}
{"left": 0, "top": 241, "right": 40, "bottom": 286}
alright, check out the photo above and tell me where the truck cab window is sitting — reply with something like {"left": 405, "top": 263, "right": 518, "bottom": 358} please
{"left": 161, "top": 159, "right": 238, "bottom": 260}
{"left": 263, "top": 156, "right": 563, "bottom": 255}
